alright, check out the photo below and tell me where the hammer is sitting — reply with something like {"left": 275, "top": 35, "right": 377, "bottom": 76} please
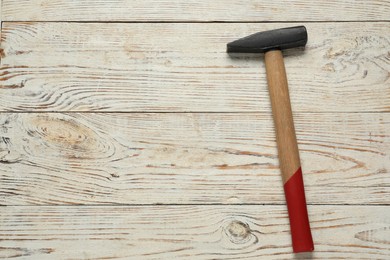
{"left": 227, "top": 26, "right": 314, "bottom": 253}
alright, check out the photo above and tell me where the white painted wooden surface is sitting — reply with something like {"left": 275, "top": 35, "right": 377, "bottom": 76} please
{"left": 0, "top": 113, "right": 389, "bottom": 205}
{"left": 1, "top": 22, "right": 389, "bottom": 112}
{"left": 0, "top": 1, "right": 389, "bottom": 259}
{"left": 2, "top": 0, "right": 390, "bottom": 22}
{"left": 0, "top": 206, "right": 389, "bottom": 259}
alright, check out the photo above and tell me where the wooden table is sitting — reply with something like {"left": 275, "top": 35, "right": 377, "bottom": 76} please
{"left": 0, "top": 1, "right": 389, "bottom": 259}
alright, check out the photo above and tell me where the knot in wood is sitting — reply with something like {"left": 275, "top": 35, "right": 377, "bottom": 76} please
{"left": 226, "top": 220, "right": 251, "bottom": 243}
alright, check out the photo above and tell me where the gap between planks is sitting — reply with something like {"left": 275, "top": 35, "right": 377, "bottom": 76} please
{"left": 2, "top": 203, "right": 389, "bottom": 207}
{"left": 3, "top": 20, "right": 390, "bottom": 23}
{"left": 6, "top": 110, "right": 387, "bottom": 115}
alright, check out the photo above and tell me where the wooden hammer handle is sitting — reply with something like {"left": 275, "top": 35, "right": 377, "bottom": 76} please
{"left": 264, "top": 50, "right": 314, "bottom": 253}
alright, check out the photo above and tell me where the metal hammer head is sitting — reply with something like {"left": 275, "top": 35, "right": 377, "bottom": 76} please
{"left": 227, "top": 26, "right": 307, "bottom": 53}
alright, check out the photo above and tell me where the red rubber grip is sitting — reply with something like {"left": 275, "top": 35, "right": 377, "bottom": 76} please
{"left": 283, "top": 167, "right": 314, "bottom": 253}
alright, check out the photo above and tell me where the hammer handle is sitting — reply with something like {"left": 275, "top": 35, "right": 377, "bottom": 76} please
{"left": 264, "top": 50, "right": 314, "bottom": 253}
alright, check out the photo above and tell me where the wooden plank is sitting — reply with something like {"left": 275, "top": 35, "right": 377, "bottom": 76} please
{"left": 2, "top": 0, "right": 390, "bottom": 22}
{"left": 1, "top": 22, "right": 389, "bottom": 112}
{"left": 0, "top": 205, "right": 389, "bottom": 259}
{"left": 0, "top": 112, "right": 388, "bottom": 205}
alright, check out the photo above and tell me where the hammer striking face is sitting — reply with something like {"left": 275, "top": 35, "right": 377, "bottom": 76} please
{"left": 227, "top": 26, "right": 314, "bottom": 253}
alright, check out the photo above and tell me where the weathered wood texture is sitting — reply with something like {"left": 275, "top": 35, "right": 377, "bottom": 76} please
{"left": 2, "top": 0, "right": 390, "bottom": 22}
{"left": 1, "top": 112, "right": 388, "bottom": 205}
{"left": 1, "top": 22, "right": 389, "bottom": 112}
{"left": 1, "top": 1, "right": 390, "bottom": 258}
{"left": 0, "top": 205, "right": 388, "bottom": 259}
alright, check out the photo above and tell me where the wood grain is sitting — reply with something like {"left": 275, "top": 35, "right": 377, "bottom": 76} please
{"left": 0, "top": 205, "right": 388, "bottom": 259}
{"left": 1, "top": 2, "right": 389, "bottom": 259}
{"left": 1, "top": 22, "right": 389, "bottom": 112}
{"left": 2, "top": 0, "right": 390, "bottom": 22}
{"left": 0, "top": 112, "right": 388, "bottom": 205}
{"left": 265, "top": 50, "right": 301, "bottom": 183}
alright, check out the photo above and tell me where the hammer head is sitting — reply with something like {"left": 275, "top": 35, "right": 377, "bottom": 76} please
{"left": 227, "top": 26, "right": 307, "bottom": 53}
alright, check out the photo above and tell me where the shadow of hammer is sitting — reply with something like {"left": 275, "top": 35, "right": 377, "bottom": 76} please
{"left": 227, "top": 26, "right": 314, "bottom": 253}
